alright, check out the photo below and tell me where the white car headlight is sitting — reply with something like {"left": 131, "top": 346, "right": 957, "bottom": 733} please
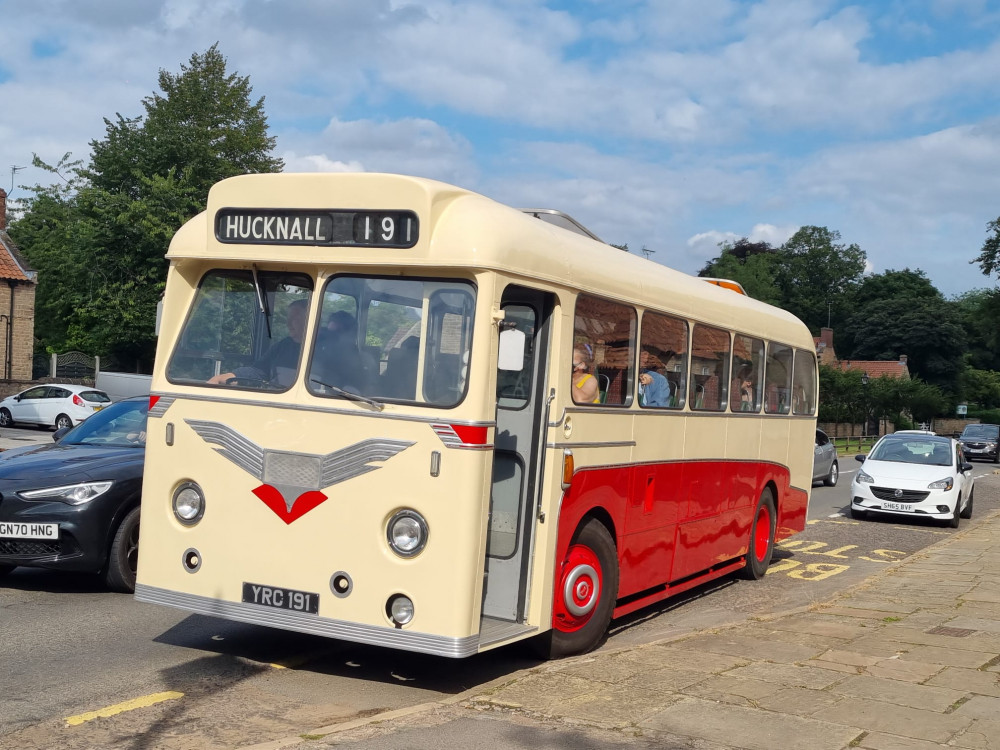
{"left": 928, "top": 476, "right": 954, "bottom": 491}
{"left": 19, "top": 481, "right": 113, "bottom": 505}
{"left": 856, "top": 469, "right": 874, "bottom": 484}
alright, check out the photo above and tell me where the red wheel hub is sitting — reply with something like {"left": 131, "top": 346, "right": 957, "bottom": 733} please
{"left": 753, "top": 504, "right": 772, "bottom": 562}
{"left": 553, "top": 543, "right": 603, "bottom": 633}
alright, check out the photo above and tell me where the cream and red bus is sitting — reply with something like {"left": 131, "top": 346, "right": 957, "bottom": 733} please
{"left": 135, "top": 172, "right": 817, "bottom": 658}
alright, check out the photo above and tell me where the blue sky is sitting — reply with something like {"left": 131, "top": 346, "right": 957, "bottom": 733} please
{"left": 2, "top": 0, "right": 1000, "bottom": 298}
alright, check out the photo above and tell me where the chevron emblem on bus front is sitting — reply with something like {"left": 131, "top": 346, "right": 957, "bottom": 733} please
{"left": 186, "top": 419, "right": 414, "bottom": 524}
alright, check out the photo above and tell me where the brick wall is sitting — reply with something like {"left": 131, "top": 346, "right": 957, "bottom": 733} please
{"left": 0, "top": 282, "right": 36, "bottom": 381}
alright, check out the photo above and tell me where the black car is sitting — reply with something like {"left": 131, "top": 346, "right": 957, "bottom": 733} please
{"left": 0, "top": 396, "right": 147, "bottom": 591}
{"left": 958, "top": 423, "right": 1000, "bottom": 463}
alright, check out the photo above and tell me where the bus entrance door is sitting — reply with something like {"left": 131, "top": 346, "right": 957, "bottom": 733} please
{"left": 481, "top": 287, "right": 552, "bottom": 637}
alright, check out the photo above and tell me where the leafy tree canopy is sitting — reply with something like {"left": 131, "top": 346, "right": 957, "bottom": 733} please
{"left": 845, "top": 296, "right": 967, "bottom": 392}
{"left": 775, "top": 226, "right": 867, "bottom": 332}
{"left": 697, "top": 238, "right": 782, "bottom": 304}
{"left": 10, "top": 45, "right": 281, "bottom": 371}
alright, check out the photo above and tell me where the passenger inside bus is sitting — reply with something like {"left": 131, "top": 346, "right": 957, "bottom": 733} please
{"left": 208, "top": 299, "right": 307, "bottom": 387}
{"left": 311, "top": 310, "right": 367, "bottom": 393}
{"left": 638, "top": 363, "right": 672, "bottom": 407}
{"left": 380, "top": 336, "right": 420, "bottom": 399}
{"left": 571, "top": 344, "right": 600, "bottom": 404}
{"left": 731, "top": 365, "right": 755, "bottom": 411}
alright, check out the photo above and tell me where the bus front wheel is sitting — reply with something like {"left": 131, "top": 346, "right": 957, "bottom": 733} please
{"left": 742, "top": 489, "right": 776, "bottom": 580}
{"left": 547, "top": 519, "right": 618, "bottom": 658}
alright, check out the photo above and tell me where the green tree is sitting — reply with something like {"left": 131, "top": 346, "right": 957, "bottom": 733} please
{"left": 845, "top": 297, "right": 967, "bottom": 393}
{"left": 837, "top": 269, "right": 944, "bottom": 356}
{"left": 697, "top": 238, "right": 782, "bottom": 303}
{"left": 11, "top": 46, "right": 282, "bottom": 370}
{"left": 953, "top": 288, "right": 1000, "bottom": 372}
{"left": 775, "top": 226, "right": 867, "bottom": 332}
{"left": 972, "top": 217, "right": 1000, "bottom": 277}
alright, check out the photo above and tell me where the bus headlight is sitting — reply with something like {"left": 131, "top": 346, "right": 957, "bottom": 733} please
{"left": 387, "top": 594, "right": 415, "bottom": 626}
{"left": 387, "top": 509, "right": 428, "bottom": 557}
{"left": 172, "top": 482, "right": 205, "bottom": 525}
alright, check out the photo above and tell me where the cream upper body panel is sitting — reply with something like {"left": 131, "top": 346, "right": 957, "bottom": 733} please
{"left": 168, "top": 172, "right": 812, "bottom": 354}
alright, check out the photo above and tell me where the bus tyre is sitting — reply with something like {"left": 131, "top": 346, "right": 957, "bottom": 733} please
{"left": 547, "top": 519, "right": 618, "bottom": 658}
{"left": 742, "top": 489, "right": 776, "bottom": 580}
{"left": 105, "top": 507, "right": 140, "bottom": 593}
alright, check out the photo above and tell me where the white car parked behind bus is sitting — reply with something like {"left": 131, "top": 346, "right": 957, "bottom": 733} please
{"left": 0, "top": 384, "right": 112, "bottom": 430}
{"left": 851, "top": 433, "right": 973, "bottom": 528}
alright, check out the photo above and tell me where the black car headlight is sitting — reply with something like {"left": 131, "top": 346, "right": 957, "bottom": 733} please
{"left": 19, "top": 481, "right": 113, "bottom": 506}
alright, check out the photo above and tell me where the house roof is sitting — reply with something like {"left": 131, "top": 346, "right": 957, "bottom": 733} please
{"left": 0, "top": 229, "right": 36, "bottom": 283}
{"left": 835, "top": 359, "right": 910, "bottom": 380}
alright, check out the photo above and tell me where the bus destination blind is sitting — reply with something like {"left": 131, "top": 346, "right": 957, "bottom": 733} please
{"left": 216, "top": 208, "right": 418, "bottom": 248}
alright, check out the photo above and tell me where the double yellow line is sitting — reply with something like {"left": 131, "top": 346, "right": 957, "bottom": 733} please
{"left": 65, "top": 691, "right": 184, "bottom": 726}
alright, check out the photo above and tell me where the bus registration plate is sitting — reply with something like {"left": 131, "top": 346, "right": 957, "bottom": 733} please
{"left": 242, "top": 582, "right": 319, "bottom": 614}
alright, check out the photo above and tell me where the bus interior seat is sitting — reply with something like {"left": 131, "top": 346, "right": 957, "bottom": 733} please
{"left": 361, "top": 345, "right": 382, "bottom": 376}
{"left": 598, "top": 373, "right": 611, "bottom": 404}
{"left": 381, "top": 337, "right": 419, "bottom": 399}
{"left": 425, "top": 353, "right": 460, "bottom": 401}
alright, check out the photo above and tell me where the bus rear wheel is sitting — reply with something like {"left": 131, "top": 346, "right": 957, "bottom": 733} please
{"left": 742, "top": 489, "right": 776, "bottom": 580}
{"left": 546, "top": 519, "right": 618, "bottom": 658}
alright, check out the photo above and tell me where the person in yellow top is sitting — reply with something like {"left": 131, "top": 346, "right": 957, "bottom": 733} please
{"left": 572, "top": 344, "right": 600, "bottom": 404}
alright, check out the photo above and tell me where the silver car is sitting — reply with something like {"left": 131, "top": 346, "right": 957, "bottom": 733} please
{"left": 813, "top": 429, "right": 839, "bottom": 486}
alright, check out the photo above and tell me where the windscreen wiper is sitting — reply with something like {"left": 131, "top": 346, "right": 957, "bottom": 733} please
{"left": 251, "top": 264, "right": 272, "bottom": 339}
{"left": 310, "top": 379, "right": 384, "bottom": 412}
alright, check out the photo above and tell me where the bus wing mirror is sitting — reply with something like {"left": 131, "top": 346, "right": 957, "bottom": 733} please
{"left": 498, "top": 328, "right": 526, "bottom": 371}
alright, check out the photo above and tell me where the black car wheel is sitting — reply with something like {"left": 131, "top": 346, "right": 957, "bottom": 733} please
{"left": 105, "top": 507, "right": 140, "bottom": 593}
{"left": 0, "top": 408, "right": 12, "bottom": 428}
{"left": 823, "top": 460, "right": 839, "bottom": 487}
{"left": 948, "top": 503, "right": 960, "bottom": 529}
{"left": 850, "top": 506, "right": 867, "bottom": 521}
{"left": 961, "top": 488, "right": 974, "bottom": 519}
{"left": 54, "top": 413, "right": 73, "bottom": 431}
{"left": 0, "top": 564, "right": 15, "bottom": 577}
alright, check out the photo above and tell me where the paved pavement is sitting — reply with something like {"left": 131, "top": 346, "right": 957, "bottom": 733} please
{"left": 242, "top": 475, "right": 1000, "bottom": 750}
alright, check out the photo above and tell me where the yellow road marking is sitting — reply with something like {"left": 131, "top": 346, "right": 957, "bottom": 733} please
{"left": 65, "top": 691, "right": 184, "bottom": 726}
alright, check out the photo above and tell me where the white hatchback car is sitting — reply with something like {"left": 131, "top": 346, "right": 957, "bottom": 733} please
{"left": 0, "top": 384, "right": 112, "bottom": 430}
{"left": 850, "top": 433, "right": 974, "bottom": 528}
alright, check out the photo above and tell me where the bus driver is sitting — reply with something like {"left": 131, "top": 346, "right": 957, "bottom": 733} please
{"left": 208, "top": 299, "right": 307, "bottom": 387}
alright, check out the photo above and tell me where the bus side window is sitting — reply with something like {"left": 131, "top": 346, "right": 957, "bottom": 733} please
{"left": 638, "top": 311, "right": 688, "bottom": 409}
{"left": 764, "top": 343, "right": 793, "bottom": 414}
{"left": 689, "top": 324, "right": 731, "bottom": 411}
{"left": 574, "top": 295, "right": 636, "bottom": 406}
{"left": 792, "top": 348, "right": 817, "bottom": 415}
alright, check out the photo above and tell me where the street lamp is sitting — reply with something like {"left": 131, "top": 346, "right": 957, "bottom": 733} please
{"left": 861, "top": 372, "right": 869, "bottom": 438}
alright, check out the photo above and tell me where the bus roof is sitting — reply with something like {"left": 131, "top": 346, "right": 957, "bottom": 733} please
{"left": 169, "top": 172, "right": 812, "bottom": 348}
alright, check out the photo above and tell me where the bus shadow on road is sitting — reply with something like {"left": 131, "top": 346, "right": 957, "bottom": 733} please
{"left": 151, "top": 612, "right": 541, "bottom": 693}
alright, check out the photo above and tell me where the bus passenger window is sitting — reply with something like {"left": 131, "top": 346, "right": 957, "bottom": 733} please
{"left": 638, "top": 312, "right": 687, "bottom": 409}
{"left": 764, "top": 343, "right": 793, "bottom": 414}
{"left": 731, "top": 334, "right": 764, "bottom": 412}
{"left": 792, "top": 349, "right": 817, "bottom": 415}
{"left": 574, "top": 295, "right": 636, "bottom": 406}
{"left": 689, "top": 324, "right": 731, "bottom": 411}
